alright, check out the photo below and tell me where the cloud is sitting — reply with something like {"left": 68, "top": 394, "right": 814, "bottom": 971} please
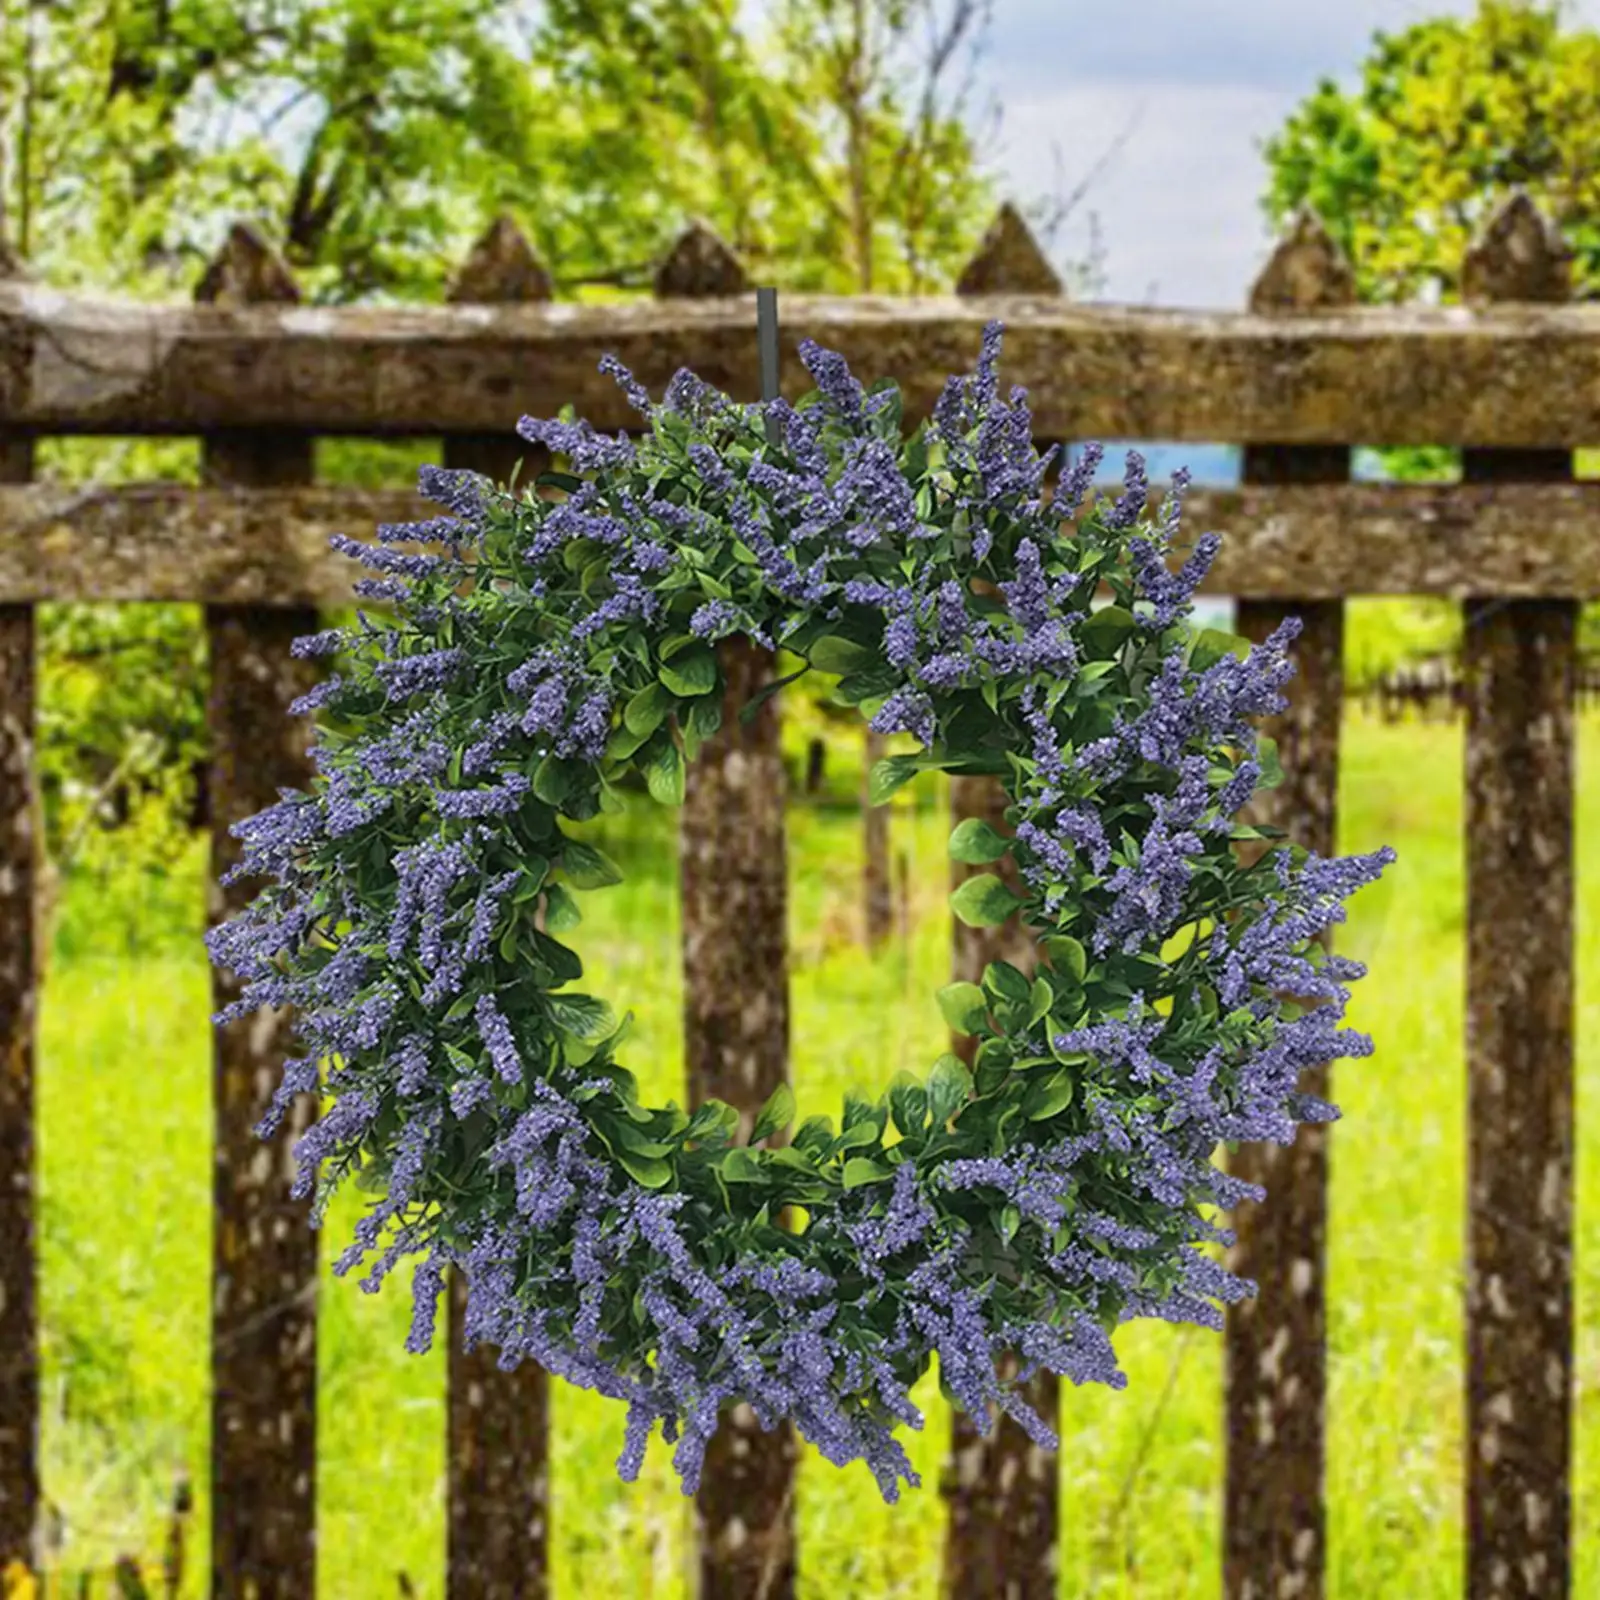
{"left": 989, "top": 82, "right": 1299, "bottom": 307}
{"left": 984, "top": 0, "right": 1503, "bottom": 93}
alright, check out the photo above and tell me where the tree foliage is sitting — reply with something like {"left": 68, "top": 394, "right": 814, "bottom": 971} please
{"left": 1257, "top": 0, "right": 1600, "bottom": 668}
{"left": 0, "top": 0, "right": 1104, "bottom": 924}
{"left": 1258, "top": 0, "right": 1600, "bottom": 306}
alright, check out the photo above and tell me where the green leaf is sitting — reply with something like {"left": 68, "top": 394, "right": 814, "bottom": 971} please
{"left": 834, "top": 667, "right": 900, "bottom": 706}
{"left": 531, "top": 753, "right": 572, "bottom": 806}
{"left": 736, "top": 661, "right": 809, "bottom": 726}
{"left": 868, "top": 755, "right": 920, "bottom": 806}
{"left": 645, "top": 738, "right": 686, "bottom": 806}
{"left": 659, "top": 646, "right": 717, "bottom": 697}
{"left": 1256, "top": 734, "right": 1285, "bottom": 790}
{"left": 948, "top": 817, "right": 1011, "bottom": 864}
{"left": 888, "top": 1072, "right": 928, "bottom": 1139}
{"left": 547, "top": 992, "right": 614, "bottom": 1040}
{"left": 793, "top": 1114, "right": 835, "bottom": 1154}
{"left": 833, "top": 1120, "right": 881, "bottom": 1153}
{"left": 543, "top": 882, "right": 582, "bottom": 933}
{"left": 750, "top": 1081, "right": 796, "bottom": 1146}
{"left": 982, "top": 961, "right": 1032, "bottom": 1005}
{"left": 766, "top": 1146, "right": 823, "bottom": 1182}
{"left": 617, "top": 1148, "right": 673, "bottom": 1188}
{"left": 685, "top": 1100, "right": 739, "bottom": 1143}
{"left": 721, "top": 1147, "right": 766, "bottom": 1183}
{"left": 1042, "top": 934, "right": 1087, "bottom": 984}
{"left": 809, "top": 634, "right": 877, "bottom": 675}
{"left": 1188, "top": 626, "right": 1252, "bottom": 672}
{"left": 1028, "top": 975, "right": 1055, "bottom": 1029}
{"left": 972, "top": 1037, "right": 1011, "bottom": 1096}
{"left": 998, "top": 1202, "right": 1022, "bottom": 1246}
{"left": 926, "top": 1053, "right": 973, "bottom": 1128}
{"left": 606, "top": 721, "right": 652, "bottom": 761}
{"left": 842, "top": 1157, "right": 894, "bottom": 1190}
{"left": 937, "top": 981, "right": 990, "bottom": 1036}
{"left": 950, "top": 873, "right": 1028, "bottom": 928}
{"left": 624, "top": 682, "right": 671, "bottom": 737}
{"left": 510, "top": 858, "right": 549, "bottom": 902}
{"left": 687, "top": 692, "right": 725, "bottom": 738}
{"left": 1078, "top": 603, "right": 1138, "bottom": 660}
{"left": 535, "top": 470, "right": 583, "bottom": 494}
{"left": 1229, "top": 821, "right": 1288, "bottom": 841}
{"left": 560, "top": 840, "right": 624, "bottom": 890}
{"left": 1024, "top": 1069, "right": 1076, "bottom": 1120}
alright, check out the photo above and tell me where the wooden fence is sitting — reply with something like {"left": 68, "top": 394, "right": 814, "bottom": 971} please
{"left": 1358, "top": 655, "right": 1600, "bottom": 721}
{"left": 0, "top": 186, "right": 1594, "bottom": 1598}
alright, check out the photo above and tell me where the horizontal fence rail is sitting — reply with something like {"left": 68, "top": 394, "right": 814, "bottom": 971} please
{"left": 9, "top": 285, "right": 1600, "bottom": 445}
{"left": 4, "top": 480, "right": 1600, "bottom": 603}
{"left": 0, "top": 188, "right": 1592, "bottom": 1600}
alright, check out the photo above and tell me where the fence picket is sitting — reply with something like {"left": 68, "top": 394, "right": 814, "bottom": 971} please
{"left": 1224, "top": 205, "right": 1354, "bottom": 1600}
{"left": 1459, "top": 191, "right": 1577, "bottom": 1600}
{"left": 0, "top": 235, "right": 38, "bottom": 1578}
{"left": 939, "top": 201, "right": 1063, "bottom": 1600}
{"left": 663, "top": 220, "right": 799, "bottom": 1600}
{"left": 442, "top": 215, "right": 555, "bottom": 1600}
{"left": 196, "top": 222, "right": 322, "bottom": 1600}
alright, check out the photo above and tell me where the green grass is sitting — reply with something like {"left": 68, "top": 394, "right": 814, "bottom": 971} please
{"left": 29, "top": 701, "right": 1600, "bottom": 1597}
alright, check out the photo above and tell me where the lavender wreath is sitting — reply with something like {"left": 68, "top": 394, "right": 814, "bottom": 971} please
{"left": 205, "top": 320, "right": 1396, "bottom": 1502}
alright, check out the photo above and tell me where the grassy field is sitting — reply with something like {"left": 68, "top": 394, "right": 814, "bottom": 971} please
{"left": 27, "top": 700, "right": 1600, "bottom": 1598}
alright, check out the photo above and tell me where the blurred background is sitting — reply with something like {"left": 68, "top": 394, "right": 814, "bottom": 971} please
{"left": 4, "top": 0, "right": 1600, "bottom": 1595}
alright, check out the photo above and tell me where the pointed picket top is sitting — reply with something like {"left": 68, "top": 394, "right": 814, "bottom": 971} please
{"left": 1248, "top": 203, "right": 1356, "bottom": 314}
{"left": 1462, "top": 187, "right": 1571, "bottom": 305}
{"left": 654, "top": 217, "right": 747, "bottom": 299}
{"left": 447, "top": 214, "right": 553, "bottom": 304}
{"left": 955, "top": 201, "right": 1062, "bottom": 296}
{"left": 193, "top": 219, "right": 299, "bottom": 306}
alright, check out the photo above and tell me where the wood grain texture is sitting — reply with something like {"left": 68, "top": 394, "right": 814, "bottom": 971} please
{"left": 939, "top": 203, "right": 1061, "bottom": 1600}
{"left": 669, "top": 222, "right": 799, "bottom": 1600}
{"left": 1460, "top": 191, "right": 1577, "bottom": 1600}
{"left": 0, "top": 235, "right": 37, "bottom": 1569}
{"left": 12, "top": 278, "right": 1600, "bottom": 445}
{"left": 7, "top": 477, "right": 1600, "bottom": 604}
{"left": 442, "top": 215, "right": 554, "bottom": 1600}
{"left": 1223, "top": 205, "right": 1352, "bottom": 1600}
{"left": 198, "top": 222, "right": 322, "bottom": 1600}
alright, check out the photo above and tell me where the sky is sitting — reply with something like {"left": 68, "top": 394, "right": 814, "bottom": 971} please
{"left": 742, "top": 0, "right": 1600, "bottom": 310}
{"left": 737, "top": 0, "right": 1600, "bottom": 614}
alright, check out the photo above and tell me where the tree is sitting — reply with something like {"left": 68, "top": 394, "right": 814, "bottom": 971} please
{"left": 1, "top": 0, "right": 1113, "bottom": 908}
{"left": 1256, "top": 0, "right": 1600, "bottom": 668}
{"left": 757, "top": 0, "right": 997, "bottom": 949}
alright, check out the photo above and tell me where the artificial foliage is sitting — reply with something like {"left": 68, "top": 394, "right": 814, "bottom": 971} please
{"left": 205, "top": 322, "right": 1396, "bottom": 1502}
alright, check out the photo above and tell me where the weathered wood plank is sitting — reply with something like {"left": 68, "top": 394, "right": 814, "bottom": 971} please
{"left": 198, "top": 223, "right": 322, "bottom": 1600}
{"left": 1224, "top": 205, "right": 1352, "bottom": 1600}
{"left": 11, "top": 281, "right": 1600, "bottom": 445}
{"left": 8, "top": 478, "right": 1600, "bottom": 604}
{"left": 940, "top": 201, "right": 1060, "bottom": 1600}
{"left": 441, "top": 215, "right": 553, "bottom": 1600}
{"left": 669, "top": 224, "right": 798, "bottom": 1600}
{"left": 0, "top": 237, "right": 38, "bottom": 1573}
{"left": 1460, "top": 193, "right": 1576, "bottom": 1600}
